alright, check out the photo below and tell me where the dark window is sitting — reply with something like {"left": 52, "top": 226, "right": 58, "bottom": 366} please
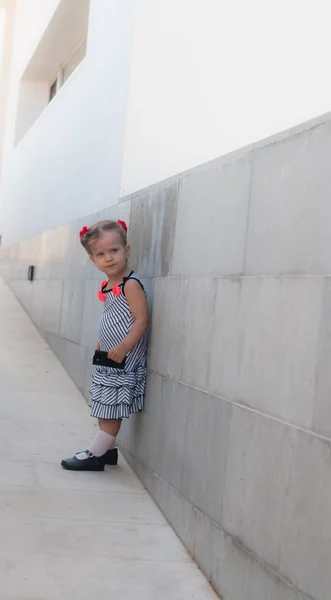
{"left": 49, "top": 79, "right": 57, "bottom": 102}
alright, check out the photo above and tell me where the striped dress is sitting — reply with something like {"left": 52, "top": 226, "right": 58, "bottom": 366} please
{"left": 89, "top": 271, "right": 147, "bottom": 420}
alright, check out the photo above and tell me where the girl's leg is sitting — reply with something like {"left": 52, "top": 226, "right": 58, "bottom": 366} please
{"left": 99, "top": 418, "right": 121, "bottom": 437}
{"left": 86, "top": 419, "right": 121, "bottom": 457}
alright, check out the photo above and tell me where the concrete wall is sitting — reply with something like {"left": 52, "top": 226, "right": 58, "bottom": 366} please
{"left": 1, "top": 114, "right": 331, "bottom": 599}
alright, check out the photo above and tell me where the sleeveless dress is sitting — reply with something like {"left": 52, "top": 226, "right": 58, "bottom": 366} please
{"left": 89, "top": 271, "right": 147, "bottom": 420}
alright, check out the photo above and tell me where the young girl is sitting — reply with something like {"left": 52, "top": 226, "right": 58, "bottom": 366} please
{"left": 61, "top": 219, "right": 148, "bottom": 471}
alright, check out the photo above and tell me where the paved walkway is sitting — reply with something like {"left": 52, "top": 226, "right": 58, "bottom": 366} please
{"left": 0, "top": 280, "right": 218, "bottom": 599}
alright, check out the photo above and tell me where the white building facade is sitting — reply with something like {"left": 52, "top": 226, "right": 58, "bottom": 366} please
{"left": 1, "top": 5, "right": 331, "bottom": 600}
{"left": 0, "top": 0, "right": 331, "bottom": 245}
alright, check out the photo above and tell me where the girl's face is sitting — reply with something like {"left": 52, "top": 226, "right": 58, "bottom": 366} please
{"left": 90, "top": 231, "right": 130, "bottom": 278}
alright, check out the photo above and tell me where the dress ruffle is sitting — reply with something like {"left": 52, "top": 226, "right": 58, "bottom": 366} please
{"left": 89, "top": 364, "right": 146, "bottom": 419}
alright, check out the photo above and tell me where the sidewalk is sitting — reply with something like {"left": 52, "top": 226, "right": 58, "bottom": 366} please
{"left": 0, "top": 280, "right": 218, "bottom": 599}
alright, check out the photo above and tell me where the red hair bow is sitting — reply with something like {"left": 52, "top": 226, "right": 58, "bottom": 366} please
{"left": 117, "top": 219, "right": 128, "bottom": 233}
{"left": 79, "top": 226, "right": 89, "bottom": 238}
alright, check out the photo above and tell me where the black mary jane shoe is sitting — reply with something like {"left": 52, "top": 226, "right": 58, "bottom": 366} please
{"left": 104, "top": 447, "right": 118, "bottom": 466}
{"left": 61, "top": 450, "right": 105, "bottom": 471}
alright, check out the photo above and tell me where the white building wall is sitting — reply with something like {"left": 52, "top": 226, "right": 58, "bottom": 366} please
{"left": 1, "top": 0, "right": 61, "bottom": 164}
{"left": 120, "top": 0, "right": 331, "bottom": 195}
{"left": 0, "top": 0, "right": 16, "bottom": 177}
{"left": 0, "top": 0, "right": 134, "bottom": 245}
{"left": 1, "top": 0, "right": 331, "bottom": 244}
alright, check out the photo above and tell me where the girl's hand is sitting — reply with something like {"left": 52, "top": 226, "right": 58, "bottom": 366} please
{"left": 96, "top": 341, "right": 100, "bottom": 351}
{"left": 108, "top": 345, "right": 127, "bottom": 364}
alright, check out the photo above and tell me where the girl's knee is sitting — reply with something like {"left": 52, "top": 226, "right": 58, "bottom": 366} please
{"left": 98, "top": 418, "right": 120, "bottom": 426}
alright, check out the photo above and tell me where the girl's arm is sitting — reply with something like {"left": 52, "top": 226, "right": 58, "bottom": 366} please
{"left": 107, "top": 279, "right": 149, "bottom": 363}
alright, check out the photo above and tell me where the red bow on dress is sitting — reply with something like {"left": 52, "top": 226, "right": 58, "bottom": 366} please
{"left": 98, "top": 280, "right": 107, "bottom": 302}
{"left": 112, "top": 286, "right": 121, "bottom": 297}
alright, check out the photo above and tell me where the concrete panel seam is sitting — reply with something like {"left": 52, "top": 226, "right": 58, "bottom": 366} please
{"left": 151, "top": 274, "right": 331, "bottom": 281}
{"left": 120, "top": 447, "right": 314, "bottom": 600}
{"left": 59, "top": 277, "right": 65, "bottom": 333}
{"left": 149, "top": 369, "right": 331, "bottom": 444}
{"left": 79, "top": 279, "right": 89, "bottom": 347}
{"left": 205, "top": 279, "right": 218, "bottom": 386}
{"left": 276, "top": 453, "right": 293, "bottom": 572}
{"left": 242, "top": 151, "right": 255, "bottom": 274}
{"left": 119, "top": 446, "right": 222, "bottom": 528}
{"left": 166, "top": 179, "right": 180, "bottom": 277}
{"left": 119, "top": 112, "right": 331, "bottom": 206}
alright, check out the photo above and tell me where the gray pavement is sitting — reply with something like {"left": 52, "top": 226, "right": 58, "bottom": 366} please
{"left": 0, "top": 280, "right": 218, "bottom": 599}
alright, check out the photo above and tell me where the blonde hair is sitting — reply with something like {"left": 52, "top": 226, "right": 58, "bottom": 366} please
{"left": 80, "top": 220, "right": 128, "bottom": 255}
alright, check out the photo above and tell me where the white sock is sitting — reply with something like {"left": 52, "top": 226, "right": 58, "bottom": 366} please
{"left": 89, "top": 430, "right": 116, "bottom": 456}
{"left": 75, "top": 430, "right": 116, "bottom": 460}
